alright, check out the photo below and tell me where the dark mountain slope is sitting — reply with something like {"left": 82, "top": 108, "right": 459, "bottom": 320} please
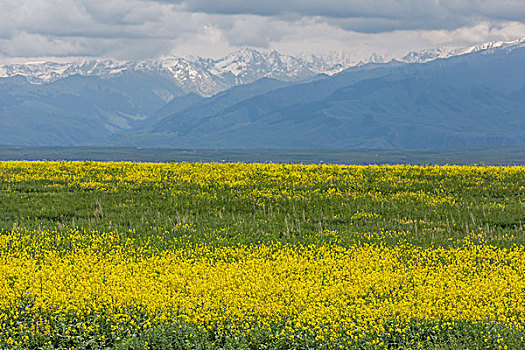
{"left": 138, "top": 45, "right": 525, "bottom": 149}
{"left": 109, "top": 77, "right": 296, "bottom": 146}
{"left": 1, "top": 44, "right": 524, "bottom": 149}
{"left": 150, "top": 77, "right": 293, "bottom": 132}
{"left": 0, "top": 71, "right": 183, "bottom": 145}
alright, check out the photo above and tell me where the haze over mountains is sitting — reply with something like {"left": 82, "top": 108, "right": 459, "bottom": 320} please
{"left": 1, "top": 39, "right": 524, "bottom": 149}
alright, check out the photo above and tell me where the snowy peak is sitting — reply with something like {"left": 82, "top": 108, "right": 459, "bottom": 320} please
{"left": 401, "top": 37, "right": 525, "bottom": 63}
{"left": 298, "top": 52, "right": 354, "bottom": 75}
{"left": 0, "top": 59, "right": 128, "bottom": 84}
{"left": 460, "top": 37, "right": 525, "bottom": 54}
{"left": 211, "top": 48, "right": 315, "bottom": 82}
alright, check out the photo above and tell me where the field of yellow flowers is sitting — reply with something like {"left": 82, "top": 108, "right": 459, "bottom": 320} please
{"left": 0, "top": 161, "right": 524, "bottom": 349}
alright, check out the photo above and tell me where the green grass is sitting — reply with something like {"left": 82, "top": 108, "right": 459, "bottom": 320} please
{"left": 1, "top": 163, "right": 523, "bottom": 248}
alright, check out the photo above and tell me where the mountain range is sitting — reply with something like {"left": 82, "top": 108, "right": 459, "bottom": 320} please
{"left": 3, "top": 39, "right": 522, "bottom": 97}
{"left": 1, "top": 39, "right": 524, "bottom": 149}
{"left": 0, "top": 49, "right": 360, "bottom": 97}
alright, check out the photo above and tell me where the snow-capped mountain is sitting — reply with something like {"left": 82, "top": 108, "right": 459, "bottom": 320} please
{"left": 1, "top": 38, "right": 524, "bottom": 96}
{"left": 0, "top": 59, "right": 129, "bottom": 84}
{"left": 0, "top": 48, "right": 365, "bottom": 96}
{"left": 1, "top": 38, "right": 524, "bottom": 149}
{"left": 400, "top": 37, "right": 525, "bottom": 63}
{"left": 0, "top": 49, "right": 353, "bottom": 96}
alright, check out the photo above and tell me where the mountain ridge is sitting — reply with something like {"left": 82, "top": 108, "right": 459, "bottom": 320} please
{"left": 1, "top": 39, "right": 524, "bottom": 149}
{"left": 2, "top": 38, "right": 523, "bottom": 97}
{"left": 120, "top": 41, "right": 525, "bottom": 149}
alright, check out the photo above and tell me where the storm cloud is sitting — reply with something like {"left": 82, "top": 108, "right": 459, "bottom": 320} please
{"left": 0, "top": 0, "right": 524, "bottom": 61}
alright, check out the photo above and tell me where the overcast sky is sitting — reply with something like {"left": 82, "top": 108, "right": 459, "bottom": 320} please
{"left": 1, "top": 0, "right": 525, "bottom": 62}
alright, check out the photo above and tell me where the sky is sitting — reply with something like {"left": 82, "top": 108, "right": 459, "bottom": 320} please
{"left": 1, "top": 0, "right": 525, "bottom": 63}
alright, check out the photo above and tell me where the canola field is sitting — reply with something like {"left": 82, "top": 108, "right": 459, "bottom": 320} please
{"left": 0, "top": 161, "right": 524, "bottom": 349}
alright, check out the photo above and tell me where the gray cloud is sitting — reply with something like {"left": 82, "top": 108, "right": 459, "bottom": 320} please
{"left": 0, "top": 0, "right": 209, "bottom": 58}
{"left": 0, "top": 0, "right": 524, "bottom": 61}
{"left": 163, "top": 0, "right": 525, "bottom": 31}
